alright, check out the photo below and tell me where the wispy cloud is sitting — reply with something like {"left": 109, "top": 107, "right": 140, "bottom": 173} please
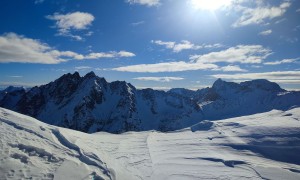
{"left": 215, "top": 65, "right": 247, "bottom": 72}
{"left": 152, "top": 40, "right": 222, "bottom": 52}
{"left": 46, "top": 12, "right": 95, "bottom": 41}
{"left": 190, "top": 45, "right": 271, "bottom": 64}
{"left": 126, "top": 0, "right": 160, "bottom": 7}
{"left": 232, "top": 2, "right": 291, "bottom": 27}
{"left": 34, "top": 0, "right": 44, "bottom": 4}
{"left": 259, "top": 29, "right": 272, "bottom": 36}
{"left": 264, "top": 57, "right": 300, "bottom": 65}
{"left": 296, "top": 9, "right": 300, "bottom": 13}
{"left": 0, "top": 81, "right": 41, "bottom": 88}
{"left": 75, "top": 66, "right": 92, "bottom": 70}
{"left": 7, "top": 76, "right": 23, "bottom": 78}
{"left": 113, "top": 45, "right": 271, "bottom": 73}
{"left": 112, "top": 61, "right": 218, "bottom": 73}
{"left": 133, "top": 76, "right": 184, "bottom": 82}
{"left": 131, "top": 21, "right": 145, "bottom": 26}
{"left": 0, "top": 33, "right": 135, "bottom": 64}
{"left": 210, "top": 71, "right": 300, "bottom": 84}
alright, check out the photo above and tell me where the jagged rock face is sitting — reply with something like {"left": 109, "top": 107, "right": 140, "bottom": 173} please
{"left": 0, "top": 87, "right": 26, "bottom": 109}
{"left": 0, "top": 72, "right": 300, "bottom": 133}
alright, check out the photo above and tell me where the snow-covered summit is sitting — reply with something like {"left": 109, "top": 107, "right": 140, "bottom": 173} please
{"left": 0, "top": 72, "right": 299, "bottom": 133}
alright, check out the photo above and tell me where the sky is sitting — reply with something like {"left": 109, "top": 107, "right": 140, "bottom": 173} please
{"left": 0, "top": 0, "right": 300, "bottom": 90}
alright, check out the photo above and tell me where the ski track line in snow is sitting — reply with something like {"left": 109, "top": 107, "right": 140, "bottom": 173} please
{"left": 50, "top": 129, "right": 115, "bottom": 180}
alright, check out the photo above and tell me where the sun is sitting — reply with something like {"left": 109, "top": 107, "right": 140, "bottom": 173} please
{"left": 190, "top": 0, "right": 232, "bottom": 11}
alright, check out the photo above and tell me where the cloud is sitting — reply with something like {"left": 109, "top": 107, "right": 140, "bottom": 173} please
{"left": 75, "top": 66, "right": 92, "bottom": 70}
{"left": 259, "top": 29, "right": 272, "bottom": 36}
{"left": 117, "top": 51, "right": 136, "bottom": 57}
{"left": 126, "top": 0, "right": 160, "bottom": 7}
{"left": 263, "top": 57, "right": 300, "bottom": 65}
{"left": 152, "top": 40, "right": 222, "bottom": 52}
{"left": 34, "top": 0, "right": 44, "bottom": 4}
{"left": 233, "top": 2, "right": 291, "bottom": 27}
{"left": 215, "top": 65, "right": 247, "bottom": 72}
{"left": 210, "top": 71, "right": 300, "bottom": 84}
{"left": 133, "top": 76, "right": 184, "bottom": 82}
{"left": 0, "top": 81, "right": 41, "bottom": 88}
{"left": 131, "top": 21, "right": 145, "bottom": 26}
{"left": 173, "top": 40, "right": 202, "bottom": 52}
{"left": 297, "top": 9, "right": 300, "bottom": 13}
{"left": 112, "top": 61, "right": 218, "bottom": 73}
{"left": 152, "top": 40, "right": 175, "bottom": 49}
{"left": 0, "top": 33, "right": 64, "bottom": 64}
{"left": 84, "top": 51, "right": 135, "bottom": 59}
{"left": 190, "top": 45, "right": 271, "bottom": 64}
{"left": 136, "top": 86, "right": 171, "bottom": 90}
{"left": 113, "top": 45, "right": 271, "bottom": 73}
{"left": 0, "top": 33, "right": 135, "bottom": 64}
{"left": 7, "top": 76, "right": 23, "bottom": 78}
{"left": 46, "top": 12, "right": 95, "bottom": 40}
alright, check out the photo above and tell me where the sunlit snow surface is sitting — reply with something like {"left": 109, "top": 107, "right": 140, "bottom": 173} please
{"left": 1, "top": 107, "right": 300, "bottom": 179}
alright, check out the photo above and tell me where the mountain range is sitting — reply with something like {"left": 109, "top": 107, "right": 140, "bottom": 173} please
{"left": 0, "top": 71, "right": 299, "bottom": 133}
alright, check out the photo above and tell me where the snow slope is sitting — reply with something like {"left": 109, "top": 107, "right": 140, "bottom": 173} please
{"left": 1, "top": 107, "right": 300, "bottom": 179}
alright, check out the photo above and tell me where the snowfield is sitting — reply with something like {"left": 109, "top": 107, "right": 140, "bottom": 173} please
{"left": 1, "top": 107, "right": 300, "bottom": 180}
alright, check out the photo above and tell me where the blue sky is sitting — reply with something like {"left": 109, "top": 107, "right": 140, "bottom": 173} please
{"left": 0, "top": 0, "right": 300, "bottom": 90}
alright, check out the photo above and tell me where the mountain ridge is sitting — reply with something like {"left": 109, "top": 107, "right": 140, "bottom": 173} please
{"left": 0, "top": 71, "right": 299, "bottom": 133}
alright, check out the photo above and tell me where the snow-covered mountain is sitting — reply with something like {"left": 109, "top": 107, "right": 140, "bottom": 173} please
{"left": 0, "top": 71, "right": 299, "bottom": 133}
{"left": 1, "top": 107, "right": 300, "bottom": 179}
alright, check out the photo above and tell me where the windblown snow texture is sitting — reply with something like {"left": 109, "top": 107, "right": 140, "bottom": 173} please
{"left": 1, "top": 107, "right": 300, "bottom": 179}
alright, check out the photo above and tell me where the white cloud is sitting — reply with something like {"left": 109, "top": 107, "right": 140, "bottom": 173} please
{"left": 133, "top": 76, "right": 184, "bottom": 82}
{"left": 0, "top": 33, "right": 64, "bottom": 64}
{"left": 259, "top": 29, "right": 272, "bottom": 36}
{"left": 46, "top": 12, "right": 95, "bottom": 40}
{"left": 112, "top": 61, "right": 218, "bottom": 73}
{"left": 0, "top": 33, "right": 135, "bottom": 64}
{"left": 126, "top": 0, "right": 160, "bottom": 7}
{"left": 113, "top": 45, "right": 271, "bottom": 73}
{"left": 85, "top": 51, "right": 135, "bottom": 59}
{"left": 190, "top": 45, "right": 271, "bottom": 64}
{"left": 215, "top": 65, "right": 247, "bottom": 72}
{"left": 152, "top": 40, "right": 222, "bottom": 52}
{"left": 264, "top": 57, "right": 300, "bottom": 65}
{"left": 117, "top": 51, "right": 136, "bottom": 57}
{"left": 297, "top": 9, "right": 300, "bottom": 13}
{"left": 233, "top": 2, "right": 291, "bottom": 27}
{"left": 7, "top": 76, "right": 23, "bottom": 78}
{"left": 152, "top": 40, "right": 175, "bottom": 49}
{"left": 75, "top": 66, "right": 92, "bottom": 70}
{"left": 173, "top": 40, "right": 202, "bottom": 52}
{"left": 210, "top": 71, "right": 300, "bottom": 84}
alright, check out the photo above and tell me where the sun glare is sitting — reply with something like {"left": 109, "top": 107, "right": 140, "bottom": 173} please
{"left": 190, "top": 0, "right": 232, "bottom": 11}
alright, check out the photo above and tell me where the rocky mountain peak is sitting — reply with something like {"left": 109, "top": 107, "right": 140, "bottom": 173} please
{"left": 0, "top": 72, "right": 299, "bottom": 133}
{"left": 240, "top": 79, "right": 285, "bottom": 92}
{"left": 84, "top": 71, "right": 96, "bottom": 79}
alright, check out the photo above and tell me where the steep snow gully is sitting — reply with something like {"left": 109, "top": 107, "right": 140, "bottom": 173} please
{"left": 1, "top": 107, "right": 300, "bottom": 179}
